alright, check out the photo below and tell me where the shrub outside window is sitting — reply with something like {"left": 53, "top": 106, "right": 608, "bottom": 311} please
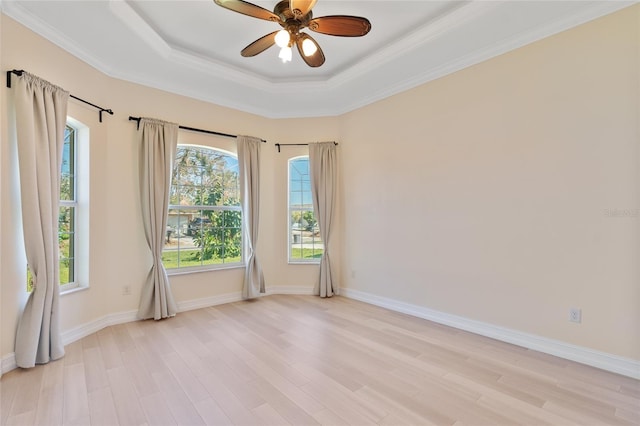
{"left": 288, "top": 156, "right": 323, "bottom": 263}
{"left": 56, "top": 124, "right": 78, "bottom": 291}
{"left": 163, "top": 145, "right": 242, "bottom": 271}
{"left": 27, "top": 120, "right": 87, "bottom": 293}
{"left": 28, "top": 124, "right": 78, "bottom": 292}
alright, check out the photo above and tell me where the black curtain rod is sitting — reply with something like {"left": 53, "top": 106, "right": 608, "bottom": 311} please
{"left": 6, "top": 69, "right": 114, "bottom": 122}
{"left": 275, "top": 142, "right": 338, "bottom": 153}
{"left": 128, "top": 116, "right": 267, "bottom": 143}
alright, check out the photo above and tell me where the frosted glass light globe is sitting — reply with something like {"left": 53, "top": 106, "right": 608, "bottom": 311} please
{"left": 279, "top": 46, "right": 292, "bottom": 63}
{"left": 302, "top": 38, "right": 317, "bottom": 56}
{"left": 275, "top": 30, "right": 290, "bottom": 48}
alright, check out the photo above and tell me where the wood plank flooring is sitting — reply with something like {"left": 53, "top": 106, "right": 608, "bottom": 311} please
{"left": 1, "top": 295, "right": 639, "bottom": 425}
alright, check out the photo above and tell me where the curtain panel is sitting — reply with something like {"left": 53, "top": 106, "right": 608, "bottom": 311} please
{"left": 137, "top": 118, "right": 179, "bottom": 320}
{"left": 309, "top": 142, "right": 338, "bottom": 297}
{"left": 237, "top": 136, "right": 265, "bottom": 299}
{"left": 13, "top": 72, "right": 69, "bottom": 367}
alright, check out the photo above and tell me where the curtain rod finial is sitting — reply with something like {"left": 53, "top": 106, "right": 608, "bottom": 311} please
{"left": 6, "top": 69, "right": 24, "bottom": 88}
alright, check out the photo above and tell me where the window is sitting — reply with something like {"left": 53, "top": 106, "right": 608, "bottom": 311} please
{"left": 163, "top": 145, "right": 242, "bottom": 271}
{"left": 288, "top": 156, "right": 323, "bottom": 262}
{"left": 27, "top": 120, "right": 88, "bottom": 293}
{"left": 58, "top": 124, "right": 77, "bottom": 290}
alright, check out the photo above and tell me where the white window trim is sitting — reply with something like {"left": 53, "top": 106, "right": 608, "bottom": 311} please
{"left": 163, "top": 145, "right": 244, "bottom": 273}
{"left": 58, "top": 199, "right": 77, "bottom": 293}
{"left": 288, "top": 155, "right": 321, "bottom": 265}
{"left": 61, "top": 117, "right": 89, "bottom": 294}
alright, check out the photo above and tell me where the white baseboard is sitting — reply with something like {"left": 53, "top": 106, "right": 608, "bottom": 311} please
{"left": 266, "top": 285, "right": 316, "bottom": 295}
{"left": 1, "top": 353, "right": 17, "bottom": 375}
{"left": 340, "top": 288, "right": 640, "bottom": 380}
{"left": 175, "top": 286, "right": 315, "bottom": 313}
{"left": 4, "top": 287, "right": 637, "bottom": 379}
{"left": 1, "top": 286, "right": 314, "bottom": 375}
{"left": 1, "top": 309, "right": 140, "bottom": 375}
{"left": 177, "top": 291, "right": 243, "bottom": 312}
{"left": 61, "top": 310, "right": 139, "bottom": 347}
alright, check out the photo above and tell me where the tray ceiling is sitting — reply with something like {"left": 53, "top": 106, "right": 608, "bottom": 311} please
{"left": 2, "top": 1, "right": 633, "bottom": 118}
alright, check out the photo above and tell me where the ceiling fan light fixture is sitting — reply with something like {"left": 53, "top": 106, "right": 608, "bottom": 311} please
{"left": 302, "top": 38, "right": 317, "bottom": 56}
{"left": 215, "top": 0, "right": 371, "bottom": 68}
{"left": 278, "top": 45, "right": 293, "bottom": 63}
{"left": 275, "top": 29, "right": 290, "bottom": 48}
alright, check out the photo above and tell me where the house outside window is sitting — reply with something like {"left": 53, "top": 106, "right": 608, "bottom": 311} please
{"left": 163, "top": 145, "right": 242, "bottom": 271}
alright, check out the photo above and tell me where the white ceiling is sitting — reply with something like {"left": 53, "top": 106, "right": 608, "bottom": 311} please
{"left": 2, "top": 0, "right": 634, "bottom": 118}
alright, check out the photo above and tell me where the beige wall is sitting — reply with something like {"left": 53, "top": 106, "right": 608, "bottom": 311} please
{"left": 340, "top": 5, "right": 639, "bottom": 360}
{"left": 0, "top": 15, "right": 340, "bottom": 359}
{"left": 0, "top": 11, "right": 4, "bottom": 377}
{"left": 2, "top": 5, "right": 638, "bottom": 364}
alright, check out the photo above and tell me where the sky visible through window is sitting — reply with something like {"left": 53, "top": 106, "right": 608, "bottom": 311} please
{"left": 60, "top": 127, "right": 74, "bottom": 201}
{"left": 163, "top": 145, "right": 242, "bottom": 270}
{"left": 290, "top": 157, "right": 312, "bottom": 206}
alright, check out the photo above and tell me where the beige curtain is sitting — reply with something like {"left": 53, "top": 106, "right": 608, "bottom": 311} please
{"left": 237, "top": 136, "right": 265, "bottom": 299}
{"left": 13, "top": 72, "right": 69, "bottom": 367}
{"left": 137, "top": 118, "right": 179, "bottom": 320}
{"left": 309, "top": 142, "right": 337, "bottom": 297}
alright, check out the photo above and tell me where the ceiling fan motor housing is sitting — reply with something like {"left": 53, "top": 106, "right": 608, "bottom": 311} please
{"left": 275, "top": 0, "right": 312, "bottom": 36}
{"left": 214, "top": 0, "right": 371, "bottom": 67}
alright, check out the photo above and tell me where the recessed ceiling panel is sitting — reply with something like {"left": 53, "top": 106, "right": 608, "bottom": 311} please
{"left": 2, "top": 0, "right": 633, "bottom": 117}
{"left": 128, "top": 0, "right": 459, "bottom": 81}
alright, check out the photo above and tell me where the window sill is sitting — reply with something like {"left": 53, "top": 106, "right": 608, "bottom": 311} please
{"left": 288, "top": 261, "right": 321, "bottom": 265}
{"left": 61, "top": 285, "right": 90, "bottom": 296}
{"left": 166, "top": 264, "right": 245, "bottom": 276}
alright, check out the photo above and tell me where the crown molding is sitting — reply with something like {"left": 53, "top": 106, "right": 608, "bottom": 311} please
{"left": 1, "top": 1, "right": 118, "bottom": 77}
{"left": 108, "top": 0, "right": 172, "bottom": 59}
{"left": 327, "top": 0, "right": 637, "bottom": 117}
{"left": 325, "top": 0, "right": 487, "bottom": 90}
{"left": 2, "top": 1, "right": 635, "bottom": 119}
{"left": 113, "top": 0, "right": 283, "bottom": 91}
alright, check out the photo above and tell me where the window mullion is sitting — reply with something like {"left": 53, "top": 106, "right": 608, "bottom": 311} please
{"left": 288, "top": 156, "right": 322, "bottom": 264}
{"left": 59, "top": 123, "right": 78, "bottom": 290}
{"left": 164, "top": 145, "right": 242, "bottom": 272}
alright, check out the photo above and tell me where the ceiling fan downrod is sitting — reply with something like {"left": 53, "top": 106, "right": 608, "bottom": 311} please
{"left": 213, "top": 0, "right": 371, "bottom": 67}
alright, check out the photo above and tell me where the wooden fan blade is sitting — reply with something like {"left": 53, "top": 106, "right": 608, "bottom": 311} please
{"left": 308, "top": 15, "right": 371, "bottom": 37}
{"left": 296, "top": 33, "right": 325, "bottom": 67}
{"left": 241, "top": 31, "right": 278, "bottom": 57}
{"left": 290, "top": 0, "right": 316, "bottom": 18}
{"left": 214, "top": 0, "right": 280, "bottom": 22}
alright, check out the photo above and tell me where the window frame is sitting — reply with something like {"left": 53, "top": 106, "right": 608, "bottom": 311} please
{"left": 163, "top": 144, "right": 244, "bottom": 273}
{"left": 287, "top": 155, "right": 323, "bottom": 264}
{"left": 27, "top": 118, "right": 88, "bottom": 294}
{"left": 59, "top": 123, "right": 79, "bottom": 292}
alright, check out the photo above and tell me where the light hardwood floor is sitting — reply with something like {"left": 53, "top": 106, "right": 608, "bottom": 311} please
{"left": 1, "top": 295, "right": 639, "bottom": 425}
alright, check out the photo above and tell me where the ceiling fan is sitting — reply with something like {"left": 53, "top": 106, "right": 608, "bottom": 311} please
{"left": 213, "top": 0, "right": 371, "bottom": 67}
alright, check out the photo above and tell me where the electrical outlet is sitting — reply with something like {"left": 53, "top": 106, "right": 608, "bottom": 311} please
{"left": 569, "top": 308, "right": 582, "bottom": 323}
{"left": 122, "top": 285, "right": 132, "bottom": 296}
{"left": 351, "top": 270, "right": 356, "bottom": 279}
